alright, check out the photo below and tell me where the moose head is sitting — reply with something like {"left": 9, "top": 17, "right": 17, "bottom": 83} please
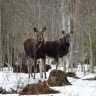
{"left": 34, "top": 26, "right": 46, "bottom": 43}
{"left": 62, "top": 30, "right": 74, "bottom": 43}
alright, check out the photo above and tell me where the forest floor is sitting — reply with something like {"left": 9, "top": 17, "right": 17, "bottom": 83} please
{"left": 0, "top": 64, "right": 96, "bottom": 96}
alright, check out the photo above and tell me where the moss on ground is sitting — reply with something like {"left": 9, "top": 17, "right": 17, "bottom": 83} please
{"left": 83, "top": 76, "right": 96, "bottom": 80}
{"left": 20, "top": 80, "right": 59, "bottom": 95}
{"left": 66, "top": 71, "right": 76, "bottom": 77}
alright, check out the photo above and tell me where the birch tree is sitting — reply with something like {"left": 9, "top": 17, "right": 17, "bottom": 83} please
{"left": 68, "top": 0, "right": 76, "bottom": 71}
{"left": 87, "top": 0, "right": 93, "bottom": 73}
{"left": 61, "top": 0, "right": 69, "bottom": 71}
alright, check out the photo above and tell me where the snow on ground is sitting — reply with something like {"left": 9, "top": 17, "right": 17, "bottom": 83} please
{"left": 0, "top": 65, "right": 96, "bottom": 96}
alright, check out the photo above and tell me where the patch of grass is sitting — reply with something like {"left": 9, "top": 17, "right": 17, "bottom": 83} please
{"left": 66, "top": 71, "right": 76, "bottom": 77}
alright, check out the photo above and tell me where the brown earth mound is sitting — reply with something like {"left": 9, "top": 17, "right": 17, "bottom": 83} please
{"left": 20, "top": 80, "right": 59, "bottom": 95}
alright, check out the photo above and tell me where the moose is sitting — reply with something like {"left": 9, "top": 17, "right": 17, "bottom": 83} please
{"left": 24, "top": 26, "right": 47, "bottom": 79}
{"left": 46, "top": 30, "right": 73, "bottom": 69}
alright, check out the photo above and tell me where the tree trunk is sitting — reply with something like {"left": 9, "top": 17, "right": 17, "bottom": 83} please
{"left": 61, "top": 0, "right": 68, "bottom": 71}
{"left": 87, "top": 0, "right": 93, "bottom": 73}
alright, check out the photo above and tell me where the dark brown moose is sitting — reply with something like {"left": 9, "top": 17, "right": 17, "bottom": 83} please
{"left": 46, "top": 30, "right": 73, "bottom": 69}
{"left": 24, "top": 26, "right": 47, "bottom": 79}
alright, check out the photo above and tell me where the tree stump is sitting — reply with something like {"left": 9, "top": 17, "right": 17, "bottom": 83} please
{"left": 47, "top": 69, "right": 71, "bottom": 86}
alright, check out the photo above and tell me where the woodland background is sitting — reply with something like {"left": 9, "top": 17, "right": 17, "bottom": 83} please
{"left": 0, "top": 0, "right": 96, "bottom": 73}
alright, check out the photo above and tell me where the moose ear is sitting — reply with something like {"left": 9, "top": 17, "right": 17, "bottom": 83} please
{"left": 42, "top": 26, "right": 46, "bottom": 32}
{"left": 34, "top": 27, "right": 38, "bottom": 32}
{"left": 62, "top": 30, "right": 65, "bottom": 34}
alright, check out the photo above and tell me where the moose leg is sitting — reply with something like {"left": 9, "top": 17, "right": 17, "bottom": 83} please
{"left": 27, "top": 58, "right": 33, "bottom": 78}
{"left": 56, "top": 61, "right": 58, "bottom": 69}
{"left": 42, "top": 58, "right": 47, "bottom": 79}
{"left": 39, "top": 59, "right": 43, "bottom": 78}
{"left": 56, "top": 56, "right": 59, "bottom": 69}
{"left": 62, "top": 56, "right": 66, "bottom": 71}
{"left": 30, "top": 58, "right": 33, "bottom": 77}
{"left": 33, "top": 57, "right": 37, "bottom": 79}
{"left": 27, "top": 59, "right": 30, "bottom": 78}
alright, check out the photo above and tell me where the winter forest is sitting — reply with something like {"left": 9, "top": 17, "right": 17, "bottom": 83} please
{"left": 0, "top": 0, "right": 96, "bottom": 95}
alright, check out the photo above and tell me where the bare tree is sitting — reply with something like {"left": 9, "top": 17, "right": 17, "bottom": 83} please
{"left": 87, "top": 0, "right": 93, "bottom": 73}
